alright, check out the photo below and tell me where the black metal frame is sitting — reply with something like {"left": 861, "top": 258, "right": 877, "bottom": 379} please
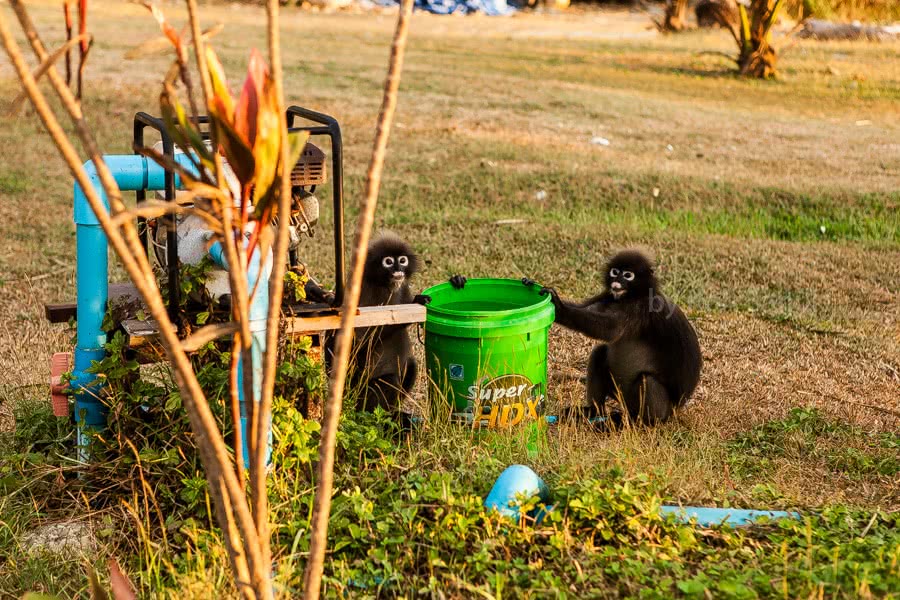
{"left": 286, "top": 105, "right": 345, "bottom": 307}
{"left": 131, "top": 106, "right": 345, "bottom": 318}
{"left": 133, "top": 112, "right": 182, "bottom": 321}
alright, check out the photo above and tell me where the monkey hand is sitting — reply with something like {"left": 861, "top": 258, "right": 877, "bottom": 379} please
{"left": 521, "top": 277, "right": 538, "bottom": 288}
{"left": 412, "top": 294, "right": 432, "bottom": 306}
{"left": 449, "top": 275, "right": 467, "bottom": 290}
{"left": 539, "top": 286, "right": 561, "bottom": 305}
{"left": 304, "top": 280, "right": 336, "bottom": 305}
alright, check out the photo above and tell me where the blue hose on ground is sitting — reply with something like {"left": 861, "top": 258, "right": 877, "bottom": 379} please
{"left": 485, "top": 465, "right": 800, "bottom": 527}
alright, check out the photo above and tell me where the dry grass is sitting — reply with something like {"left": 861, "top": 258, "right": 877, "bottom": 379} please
{"left": 0, "top": 0, "right": 897, "bottom": 518}
{"left": 784, "top": 0, "right": 900, "bottom": 22}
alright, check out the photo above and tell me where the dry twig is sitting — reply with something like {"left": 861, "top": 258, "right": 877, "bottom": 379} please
{"left": 2, "top": 1, "right": 279, "bottom": 595}
{"left": 302, "top": 0, "right": 414, "bottom": 596}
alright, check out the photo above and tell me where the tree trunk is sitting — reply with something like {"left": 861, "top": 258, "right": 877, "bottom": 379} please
{"left": 735, "top": 0, "right": 783, "bottom": 78}
{"left": 738, "top": 45, "right": 777, "bottom": 78}
{"left": 695, "top": 0, "right": 739, "bottom": 31}
{"left": 662, "top": 0, "right": 690, "bottom": 32}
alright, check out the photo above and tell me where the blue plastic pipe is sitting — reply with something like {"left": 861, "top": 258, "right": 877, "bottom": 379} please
{"left": 484, "top": 464, "right": 550, "bottom": 519}
{"left": 72, "top": 154, "right": 193, "bottom": 455}
{"left": 485, "top": 465, "right": 800, "bottom": 527}
{"left": 658, "top": 505, "right": 801, "bottom": 526}
{"left": 208, "top": 241, "right": 272, "bottom": 467}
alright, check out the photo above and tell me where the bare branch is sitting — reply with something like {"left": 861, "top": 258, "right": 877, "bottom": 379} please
{"left": 1, "top": 3, "right": 265, "bottom": 590}
{"left": 7, "top": 33, "right": 91, "bottom": 115}
{"left": 76, "top": 0, "right": 87, "bottom": 100}
{"left": 185, "top": 0, "right": 214, "bottom": 105}
{"left": 181, "top": 322, "right": 240, "bottom": 352}
{"left": 250, "top": 0, "right": 294, "bottom": 578}
{"left": 64, "top": 0, "right": 73, "bottom": 86}
{"left": 303, "top": 0, "right": 414, "bottom": 596}
{"left": 124, "top": 23, "right": 223, "bottom": 60}
{"left": 109, "top": 200, "right": 223, "bottom": 233}
{"left": 230, "top": 336, "right": 247, "bottom": 485}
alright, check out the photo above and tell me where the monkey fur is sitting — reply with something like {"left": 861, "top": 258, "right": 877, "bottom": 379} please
{"left": 347, "top": 233, "right": 428, "bottom": 416}
{"left": 542, "top": 249, "right": 701, "bottom": 427}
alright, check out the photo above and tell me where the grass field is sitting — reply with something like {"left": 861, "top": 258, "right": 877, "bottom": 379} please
{"left": 785, "top": 0, "right": 900, "bottom": 22}
{"left": 0, "top": 1, "right": 898, "bottom": 598}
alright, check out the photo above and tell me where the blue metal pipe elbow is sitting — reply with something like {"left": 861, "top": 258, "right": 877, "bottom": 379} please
{"left": 484, "top": 464, "right": 550, "bottom": 520}
{"left": 72, "top": 154, "right": 195, "bottom": 452}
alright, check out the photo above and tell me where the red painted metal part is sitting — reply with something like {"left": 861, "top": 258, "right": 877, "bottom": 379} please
{"left": 50, "top": 352, "right": 71, "bottom": 417}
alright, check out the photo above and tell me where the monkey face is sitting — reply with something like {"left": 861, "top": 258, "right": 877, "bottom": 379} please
{"left": 381, "top": 254, "right": 412, "bottom": 290}
{"left": 363, "top": 233, "right": 419, "bottom": 293}
{"left": 604, "top": 250, "right": 656, "bottom": 301}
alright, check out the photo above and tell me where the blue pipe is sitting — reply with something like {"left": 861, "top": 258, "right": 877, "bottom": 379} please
{"left": 73, "top": 153, "right": 273, "bottom": 465}
{"left": 485, "top": 465, "right": 800, "bottom": 527}
{"left": 72, "top": 154, "right": 194, "bottom": 454}
{"left": 484, "top": 464, "right": 549, "bottom": 519}
{"left": 208, "top": 241, "right": 272, "bottom": 467}
{"left": 658, "top": 505, "right": 801, "bottom": 526}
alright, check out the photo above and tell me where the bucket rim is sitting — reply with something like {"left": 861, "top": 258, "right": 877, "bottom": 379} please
{"left": 422, "top": 277, "right": 552, "bottom": 319}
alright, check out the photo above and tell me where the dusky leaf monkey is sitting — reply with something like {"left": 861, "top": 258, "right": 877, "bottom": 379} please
{"left": 541, "top": 249, "right": 701, "bottom": 427}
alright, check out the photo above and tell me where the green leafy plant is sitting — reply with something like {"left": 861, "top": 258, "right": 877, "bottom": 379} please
{"left": 275, "top": 336, "right": 326, "bottom": 417}
{"left": 727, "top": 408, "right": 900, "bottom": 482}
{"left": 708, "top": 0, "right": 793, "bottom": 78}
{"left": 283, "top": 268, "right": 309, "bottom": 304}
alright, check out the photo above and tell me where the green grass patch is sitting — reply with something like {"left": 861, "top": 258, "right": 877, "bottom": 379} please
{"left": 0, "top": 329, "right": 896, "bottom": 598}
{"left": 728, "top": 408, "right": 900, "bottom": 481}
{"left": 3, "top": 399, "right": 900, "bottom": 598}
{"left": 0, "top": 171, "right": 29, "bottom": 194}
{"left": 370, "top": 152, "right": 900, "bottom": 244}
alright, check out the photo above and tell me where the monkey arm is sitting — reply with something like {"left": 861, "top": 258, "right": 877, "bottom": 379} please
{"left": 576, "top": 293, "right": 607, "bottom": 308}
{"left": 552, "top": 299, "right": 625, "bottom": 342}
{"left": 540, "top": 286, "right": 624, "bottom": 341}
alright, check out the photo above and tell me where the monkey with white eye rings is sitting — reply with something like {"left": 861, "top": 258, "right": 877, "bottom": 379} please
{"left": 540, "top": 249, "right": 702, "bottom": 427}
{"left": 342, "top": 233, "right": 431, "bottom": 421}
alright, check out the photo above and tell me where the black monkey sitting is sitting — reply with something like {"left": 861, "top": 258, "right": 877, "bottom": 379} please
{"left": 329, "top": 239, "right": 466, "bottom": 427}
{"left": 541, "top": 250, "right": 702, "bottom": 427}
{"left": 350, "top": 233, "right": 430, "bottom": 417}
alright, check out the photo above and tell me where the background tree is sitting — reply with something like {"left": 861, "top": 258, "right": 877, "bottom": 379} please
{"left": 735, "top": 0, "right": 786, "bottom": 78}
{"left": 700, "top": 0, "right": 790, "bottom": 78}
{"left": 659, "top": 0, "right": 691, "bottom": 32}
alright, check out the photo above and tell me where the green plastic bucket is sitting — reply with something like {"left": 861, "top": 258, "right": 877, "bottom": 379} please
{"left": 422, "top": 278, "right": 555, "bottom": 429}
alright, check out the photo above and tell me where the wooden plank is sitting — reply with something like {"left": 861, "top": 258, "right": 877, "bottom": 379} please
{"left": 284, "top": 304, "right": 426, "bottom": 334}
{"left": 121, "top": 318, "right": 174, "bottom": 348}
{"left": 45, "top": 303, "right": 76, "bottom": 324}
{"left": 108, "top": 282, "right": 142, "bottom": 302}
{"left": 44, "top": 283, "right": 144, "bottom": 323}
{"left": 120, "top": 304, "right": 425, "bottom": 346}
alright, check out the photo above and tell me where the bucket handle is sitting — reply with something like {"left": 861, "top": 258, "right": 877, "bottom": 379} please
{"left": 416, "top": 322, "right": 424, "bottom": 345}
